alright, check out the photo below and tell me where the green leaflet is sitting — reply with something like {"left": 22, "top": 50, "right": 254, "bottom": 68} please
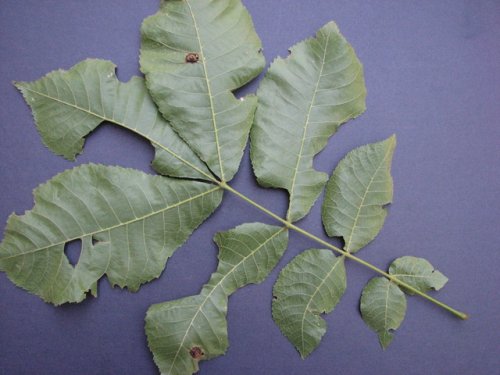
{"left": 389, "top": 256, "right": 448, "bottom": 295}
{"left": 15, "top": 59, "right": 213, "bottom": 181}
{"left": 251, "top": 21, "right": 366, "bottom": 222}
{"left": 272, "top": 249, "right": 346, "bottom": 358}
{"left": 360, "top": 277, "right": 407, "bottom": 350}
{"left": 145, "top": 223, "right": 288, "bottom": 375}
{"left": 140, "top": 0, "right": 265, "bottom": 182}
{"left": 0, "top": 164, "right": 222, "bottom": 305}
{"left": 361, "top": 257, "right": 448, "bottom": 348}
{"left": 322, "top": 136, "right": 396, "bottom": 253}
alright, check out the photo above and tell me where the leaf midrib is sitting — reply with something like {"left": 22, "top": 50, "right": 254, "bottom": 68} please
{"left": 1, "top": 187, "right": 221, "bottom": 260}
{"left": 299, "top": 254, "right": 343, "bottom": 354}
{"left": 383, "top": 280, "right": 392, "bottom": 338}
{"left": 185, "top": 0, "right": 225, "bottom": 181}
{"left": 345, "top": 139, "right": 394, "bottom": 252}
{"left": 287, "top": 30, "right": 331, "bottom": 221}
{"left": 390, "top": 274, "right": 436, "bottom": 279}
{"left": 168, "top": 227, "right": 286, "bottom": 372}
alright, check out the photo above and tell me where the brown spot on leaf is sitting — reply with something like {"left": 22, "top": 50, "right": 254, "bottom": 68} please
{"left": 189, "top": 346, "right": 204, "bottom": 359}
{"left": 185, "top": 52, "right": 199, "bottom": 63}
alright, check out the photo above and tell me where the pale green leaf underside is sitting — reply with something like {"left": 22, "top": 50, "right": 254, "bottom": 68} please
{"left": 141, "top": 0, "right": 265, "bottom": 182}
{"left": 0, "top": 164, "right": 222, "bottom": 305}
{"left": 15, "top": 59, "right": 212, "bottom": 181}
{"left": 146, "top": 223, "right": 288, "bottom": 375}
{"left": 360, "top": 277, "right": 407, "bottom": 349}
{"left": 389, "top": 256, "right": 448, "bottom": 295}
{"left": 272, "top": 249, "right": 346, "bottom": 358}
{"left": 322, "top": 136, "right": 396, "bottom": 253}
{"left": 251, "top": 21, "right": 366, "bottom": 222}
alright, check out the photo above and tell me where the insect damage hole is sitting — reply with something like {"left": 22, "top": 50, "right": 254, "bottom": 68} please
{"left": 189, "top": 346, "right": 204, "bottom": 359}
{"left": 64, "top": 239, "right": 82, "bottom": 266}
{"left": 185, "top": 52, "right": 200, "bottom": 63}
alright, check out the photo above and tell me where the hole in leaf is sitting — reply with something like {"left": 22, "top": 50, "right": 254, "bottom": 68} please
{"left": 92, "top": 236, "right": 98, "bottom": 246}
{"left": 64, "top": 239, "right": 82, "bottom": 266}
{"left": 273, "top": 295, "right": 278, "bottom": 300}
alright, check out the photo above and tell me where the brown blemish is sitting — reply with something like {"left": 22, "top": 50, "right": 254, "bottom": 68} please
{"left": 189, "top": 346, "right": 204, "bottom": 359}
{"left": 185, "top": 52, "right": 200, "bottom": 63}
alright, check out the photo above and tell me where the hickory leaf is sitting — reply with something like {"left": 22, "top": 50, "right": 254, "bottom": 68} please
{"left": 251, "top": 21, "right": 366, "bottom": 222}
{"left": 15, "top": 59, "right": 213, "bottom": 181}
{"left": 0, "top": 164, "right": 222, "bottom": 305}
{"left": 322, "top": 135, "right": 396, "bottom": 253}
{"left": 146, "top": 223, "right": 288, "bottom": 375}
{"left": 272, "top": 249, "right": 346, "bottom": 358}
{"left": 1, "top": 2, "right": 468, "bottom": 374}
{"left": 140, "top": 0, "right": 265, "bottom": 182}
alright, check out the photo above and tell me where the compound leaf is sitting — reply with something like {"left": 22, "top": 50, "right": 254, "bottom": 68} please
{"left": 360, "top": 277, "right": 407, "bottom": 349}
{"left": 251, "top": 21, "right": 366, "bottom": 222}
{"left": 146, "top": 223, "right": 288, "bottom": 375}
{"left": 141, "top": 0, "right": 265, "bottom": 182}
{"left": 389, "top": 256, "right": 448, "bottom": 295}
{"left": 15, "top": 59, "right": 212, "bottom": 181}
{"left": 322, "top": 136, "right": 396, "bottom": 253}
{"left": 272, "top": 249, "right": 346, "bottom": 358}
{"left": 3, "top": 1, "right": 461, "bottom": 370}
{"left": 0, "top": 164, "right": 222, "bottom": 305}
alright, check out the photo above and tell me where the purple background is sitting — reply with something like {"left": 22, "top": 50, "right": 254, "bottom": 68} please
{"left": 1, "top": 1, "right": 499, "bottom": 374}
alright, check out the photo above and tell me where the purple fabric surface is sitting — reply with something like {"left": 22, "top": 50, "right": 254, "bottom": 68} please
{"left": 0, "top": 1, "right": 499, "bottom": 374}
